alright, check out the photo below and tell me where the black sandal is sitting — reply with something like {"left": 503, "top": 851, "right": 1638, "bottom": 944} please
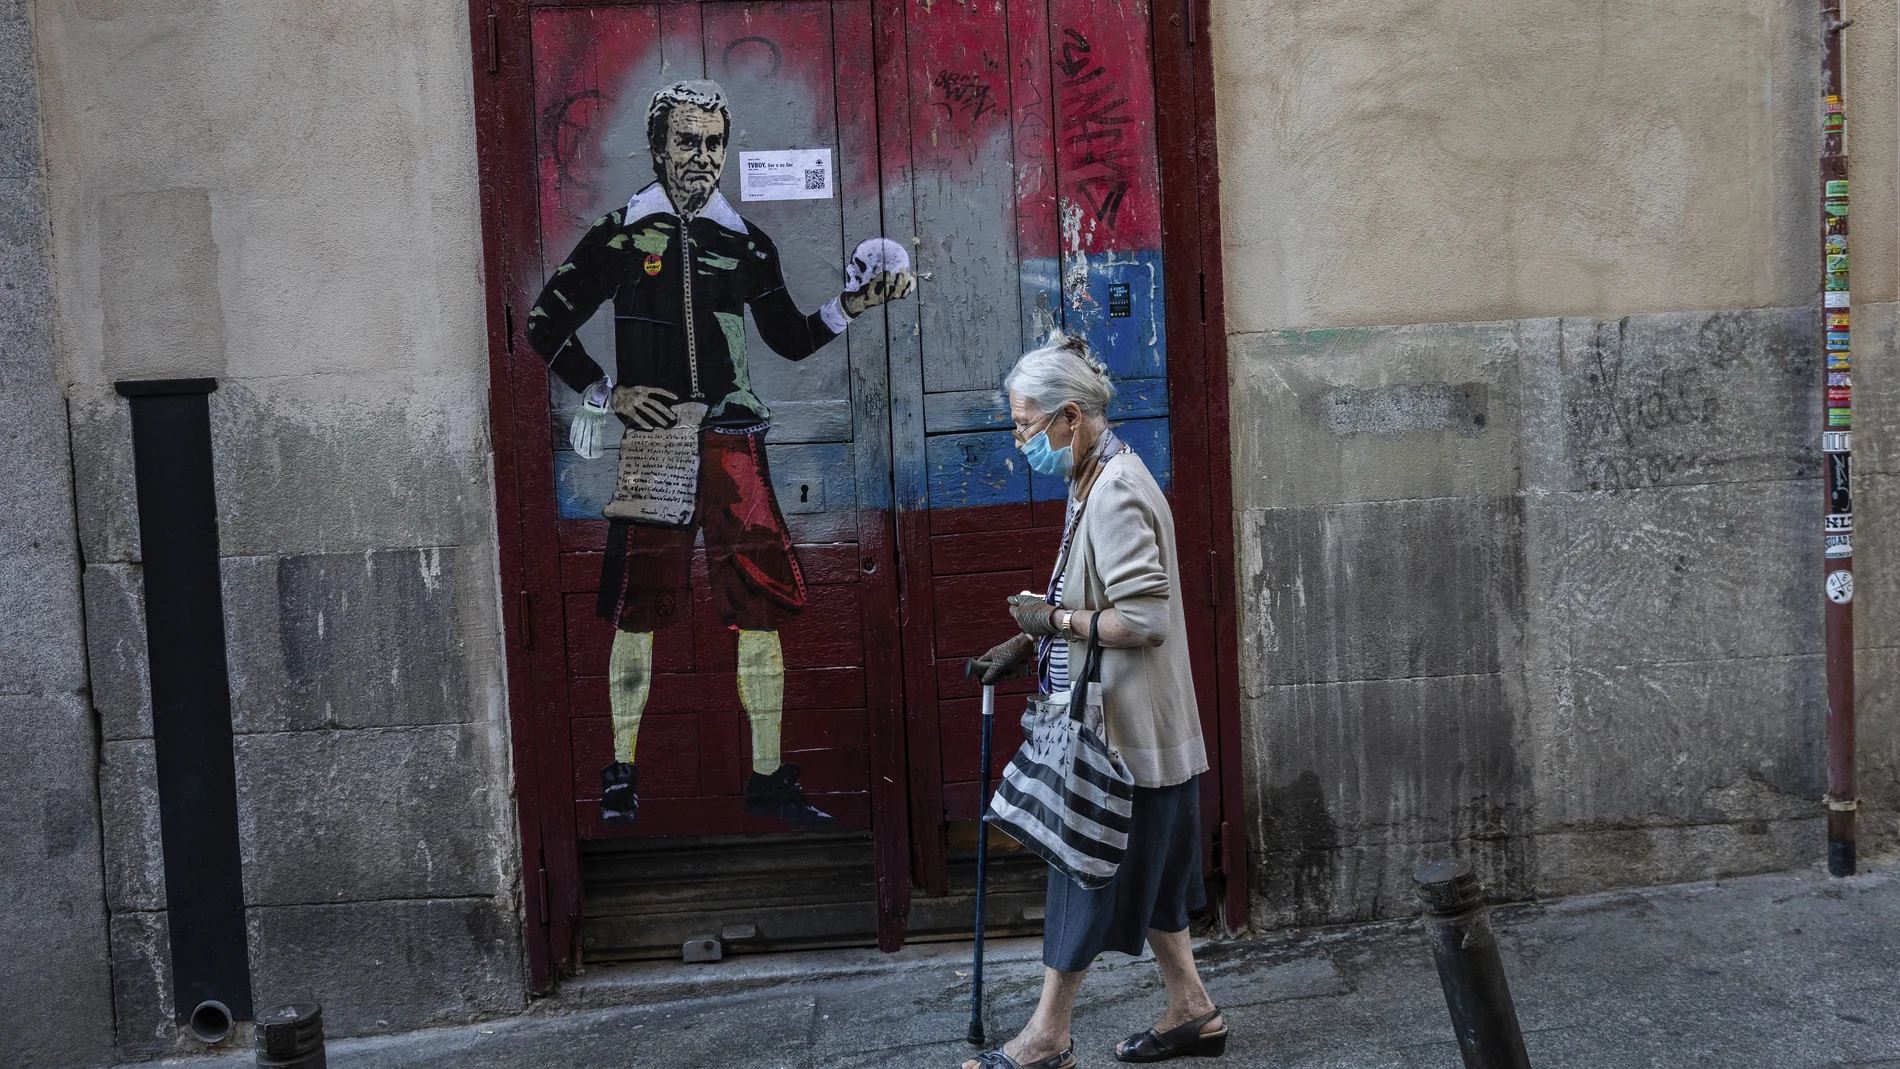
{"left": 968, "top": 1044, "right": 1077, "bottom": 1069}
{"left": 1115, "top": 1007, "right": 1227, "bottom": 1062}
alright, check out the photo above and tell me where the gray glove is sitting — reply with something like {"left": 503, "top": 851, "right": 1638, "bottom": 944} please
{"left": 1007, "top": 593, "right": 1060, "bottom": 638}
{"left": 971, "top": 633, "right": 1037, "bottom": 686}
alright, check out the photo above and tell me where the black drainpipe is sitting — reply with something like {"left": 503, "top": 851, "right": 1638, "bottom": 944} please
{"left": 117, "top": 378, "right": 253, "bottom": 1037}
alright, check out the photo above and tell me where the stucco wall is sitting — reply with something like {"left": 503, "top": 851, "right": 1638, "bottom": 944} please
{"left": 30, "top": 0, "right": 523, "bottom": 1057}
{"left": 1212, "top": 0, "right": 1897, "bottom": 330}
{"left": 1212, "top": 0, "right": 1900, "bottom": 928}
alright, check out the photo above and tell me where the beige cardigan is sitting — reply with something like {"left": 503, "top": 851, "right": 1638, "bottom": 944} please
{"left": 1058, "top": 450, "right": 1209, "bottom": 788}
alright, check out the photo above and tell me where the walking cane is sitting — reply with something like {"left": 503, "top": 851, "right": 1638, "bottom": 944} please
{"left": 963, "top": 658, "right": 996, "bottom": 1046}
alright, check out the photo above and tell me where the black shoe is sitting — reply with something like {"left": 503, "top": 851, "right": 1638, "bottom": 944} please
{"left": 600, "top": 762, "right": 638, "bottom": 826}
{"left": 743, "top": 763, "right": 837, "bottom": 828}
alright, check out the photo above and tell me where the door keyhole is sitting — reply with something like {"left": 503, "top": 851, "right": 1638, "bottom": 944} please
{"left": 800, "top": 484, "right": 809, "bottom": 503}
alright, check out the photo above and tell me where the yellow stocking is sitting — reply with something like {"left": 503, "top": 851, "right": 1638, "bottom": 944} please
{"left": 608, "top": 630, "right": 653, "bottom": 765}
{"left": 736, "top": 629, "right": 784, "bottom": 776}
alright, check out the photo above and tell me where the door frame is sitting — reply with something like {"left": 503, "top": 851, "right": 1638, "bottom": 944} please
{"left": 466, "top": 0, "right": 1242, "bottom": 993}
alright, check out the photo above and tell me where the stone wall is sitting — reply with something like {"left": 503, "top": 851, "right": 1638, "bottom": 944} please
{"left": 29, "top": 0, "right": 524, "bottom": 1058}
{"left": 1212, "top": 0, "right": 1900, "bottom": 927}
{"left": 0, "top": 0, "right": 117, "bottom": 1065}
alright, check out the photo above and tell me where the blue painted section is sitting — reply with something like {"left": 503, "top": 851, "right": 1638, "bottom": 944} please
{"left": 552, "top": 441, "right": 857, "bottom": 520}
{"left": 1109, "top": 377, "right": 1169, "bottom": 421}
{"left": 1027, "top": 249, "right": 1167, "bottom": 381}
{"left": 553, "top": 448, "right": 608, "bottom": 519}
{"left": 1112, "top": 417, "right": 1174, "bottom": 490}
{"left": 553, "top": 249, "right": 1173, "bottom": 521}
{"left": 926, "top": 430, "right": 1030, "bottom": 510}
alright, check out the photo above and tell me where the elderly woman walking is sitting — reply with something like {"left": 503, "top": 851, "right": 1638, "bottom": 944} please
{"left": 962, "top": 334, "right": 1227, "bottom": 1069}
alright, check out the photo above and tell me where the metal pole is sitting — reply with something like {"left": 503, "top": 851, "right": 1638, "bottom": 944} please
{"left": 1821, "top": 0, "right": 1858, "bottom": 877}
{"left": 255, "top": 1002, "right": 325, "bottom": 1069}
{"left": 1414, "top": 860, "right": 1532, "bottom": 1069}
{"left": 968, "top": 678, "right": 996, "bottom": 1046}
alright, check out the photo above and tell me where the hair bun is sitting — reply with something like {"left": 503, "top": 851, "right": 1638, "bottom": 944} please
{"left": 1047, "top": 330, "right": 1111, "bottom": 380}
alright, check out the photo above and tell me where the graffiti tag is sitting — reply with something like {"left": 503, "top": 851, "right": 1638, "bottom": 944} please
{"left": 934, "top": 69, "right": 999, "bottom": 122}
{"left": 1055, "top": 29, "right": 1134, "bottom": 227}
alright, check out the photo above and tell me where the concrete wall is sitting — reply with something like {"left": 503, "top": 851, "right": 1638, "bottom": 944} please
{"left": 0, "top": 0, "right": 118, "bottom": 1065}
{"left": 1211, "top": 0, "right": 1900, "bottom": 927}
{"left": 28, "top": 0, "right": 524, "bottom": 1059}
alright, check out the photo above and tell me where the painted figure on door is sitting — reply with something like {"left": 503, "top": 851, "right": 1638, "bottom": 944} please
{"left": 527, "top": 80, "right": 915, "bottom": 829}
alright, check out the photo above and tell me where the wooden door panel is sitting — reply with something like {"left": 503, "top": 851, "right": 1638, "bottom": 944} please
{"left": 573, "top": 792, "right": 875, "bottom": 839}
{"left": 527, "top": 1, "right": 888, "bottom": 855}
{"left": 930, "top": 528, "right": 1063, "bottom": 575}
{"left": 885, "top": 0, "right": 1198, "bottom": 893}
{"left": 563, "top": 591, "right": 695, "bottom": 673}
{"left": 476, "top": 0, "right": 1237, "bottom": 978}
{"left": 573, "top": 714, "right": 703, "bottom": 797}
{"left": 931, "top": 571, "right": 1039, "bottom": 657}
{"left": 939, "top": 696, "right": 1025, "bottom": 782}
{"left": 567, "top": 666, "right": 867, "bottom": 719}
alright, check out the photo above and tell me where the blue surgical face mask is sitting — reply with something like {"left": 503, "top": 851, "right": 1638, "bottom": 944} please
{"left": 1019, "top": 415, "right": 1073, "bottom": 478}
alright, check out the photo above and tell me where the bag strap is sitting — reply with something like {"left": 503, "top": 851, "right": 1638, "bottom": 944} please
{"left": 1045, "top": 494, "right": 1089, "bottom": 603}
{"left": 1068, "top": 612, "right": 1103, "bottom": 723}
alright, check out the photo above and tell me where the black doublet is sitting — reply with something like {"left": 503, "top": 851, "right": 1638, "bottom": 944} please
{"left": 527, "top": 184, "right": 841, "bottom": 428}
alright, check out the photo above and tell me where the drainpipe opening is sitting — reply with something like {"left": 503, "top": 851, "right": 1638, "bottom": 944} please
{"left": 187, "top": 1000, "right": 234, "bottom": 1044}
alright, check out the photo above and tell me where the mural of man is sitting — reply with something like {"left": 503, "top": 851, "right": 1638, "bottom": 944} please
{"left": 527, "top": 80, "right": 914, "bottom": 829}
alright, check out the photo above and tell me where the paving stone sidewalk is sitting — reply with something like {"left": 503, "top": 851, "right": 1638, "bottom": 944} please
{"left": 123, "top": 860, "right": 1900, "bottom": 1069}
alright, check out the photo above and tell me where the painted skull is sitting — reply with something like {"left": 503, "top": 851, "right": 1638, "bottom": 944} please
{"left": 845, "top": 237, "right": 911, "bottom": 293}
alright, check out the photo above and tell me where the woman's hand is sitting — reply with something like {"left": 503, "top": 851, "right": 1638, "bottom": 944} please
{"left": 1007, "top": 593, "right": 1060, "bottom": 638}
{"left": 971, "top": 633, "right": 1037, "bottom": 685}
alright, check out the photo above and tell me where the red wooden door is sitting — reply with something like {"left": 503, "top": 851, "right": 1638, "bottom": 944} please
{"left": 529, "top": 1, "right": 893, "bottom": 839}
{"left": 471, "top": 0, "right": 1242, "bottom": 990}
{"left": 484, "top": 0, "right": 911, "bottom": 978}
{"left": 871, "top": 0, "right": 1239, "bottom": 907}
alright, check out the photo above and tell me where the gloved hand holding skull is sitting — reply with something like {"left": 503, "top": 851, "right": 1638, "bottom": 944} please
{"left": 840, "top": 236, "right": 917, "bottom": 317}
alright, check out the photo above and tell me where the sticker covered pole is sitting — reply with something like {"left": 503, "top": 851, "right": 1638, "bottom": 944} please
{"left": 1820, "top": 0, "right": 1857, "bottom": 877}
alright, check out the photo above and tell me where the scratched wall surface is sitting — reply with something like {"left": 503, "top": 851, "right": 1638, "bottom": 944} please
{"left": 1232, "top": 310, "right": 1852, "bottom": 927}
{"left": 32, "top": 0, "right": 525, "bottom": 1056}
{"left": 1212, "top": 0, "right": 1900, "bottom": 927}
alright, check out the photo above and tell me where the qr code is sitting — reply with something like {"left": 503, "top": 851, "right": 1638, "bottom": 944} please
{"left": 803, "top": 167, "right": 826, "bottom": 191}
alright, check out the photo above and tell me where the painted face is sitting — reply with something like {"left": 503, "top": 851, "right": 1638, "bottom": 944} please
{"left": 659, "top": 105, "right": 728, "bottom": 216}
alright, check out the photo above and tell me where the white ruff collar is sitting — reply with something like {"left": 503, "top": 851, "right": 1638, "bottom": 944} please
{"left": 626, "top": 182, "right": 747, "bottom": 234}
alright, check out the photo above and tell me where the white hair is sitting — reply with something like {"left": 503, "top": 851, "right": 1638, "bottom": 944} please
{"left": 1002, "top": 330, "right": 1116, "bottom": 416}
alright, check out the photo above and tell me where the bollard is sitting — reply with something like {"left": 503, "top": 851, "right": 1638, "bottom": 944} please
{"left": 1414, "top": 859, "right": 1531, "bottom": 1069}
{"left": 255, "top": 1002, "right": 325, "bottom": 1069}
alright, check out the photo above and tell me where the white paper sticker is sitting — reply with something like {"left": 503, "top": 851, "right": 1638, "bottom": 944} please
{"left": 1824, "top": 431, "right": 1852, "bottom": 453}
{"left": 739, "top": 150, "right": 834, "bottom": 202}
{"left": 1827, "top": 569, "right": 1855, "bottom": 604}
{"left": 1826, "top": 290, "right": 1851, "bottom": 308}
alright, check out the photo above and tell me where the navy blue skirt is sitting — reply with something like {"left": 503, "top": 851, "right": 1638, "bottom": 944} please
{"left": 1041, "top": 775, "right": 1205, "bottom": 972}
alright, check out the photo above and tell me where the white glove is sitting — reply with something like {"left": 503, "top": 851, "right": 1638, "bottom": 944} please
{"left": 569, "top": 377, "right": 613, "bottom": 460}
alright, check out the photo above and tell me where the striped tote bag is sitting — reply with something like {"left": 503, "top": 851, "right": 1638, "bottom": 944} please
{"left": 985, "top": 617, "right": 1137, "bottom": 889}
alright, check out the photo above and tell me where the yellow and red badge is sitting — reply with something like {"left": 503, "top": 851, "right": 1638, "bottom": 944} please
{"left": 643, "top": 252, "right": 663, "bottom": 276}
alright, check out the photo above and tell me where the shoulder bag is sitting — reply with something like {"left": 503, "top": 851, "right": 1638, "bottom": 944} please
{"left": 985, "top": 613, "right": 1138, "bottom": 889}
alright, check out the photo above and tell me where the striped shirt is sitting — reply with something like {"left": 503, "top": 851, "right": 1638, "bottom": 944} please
{"left": 1039, "top": 494, "right": 1085, "bottom": 694}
